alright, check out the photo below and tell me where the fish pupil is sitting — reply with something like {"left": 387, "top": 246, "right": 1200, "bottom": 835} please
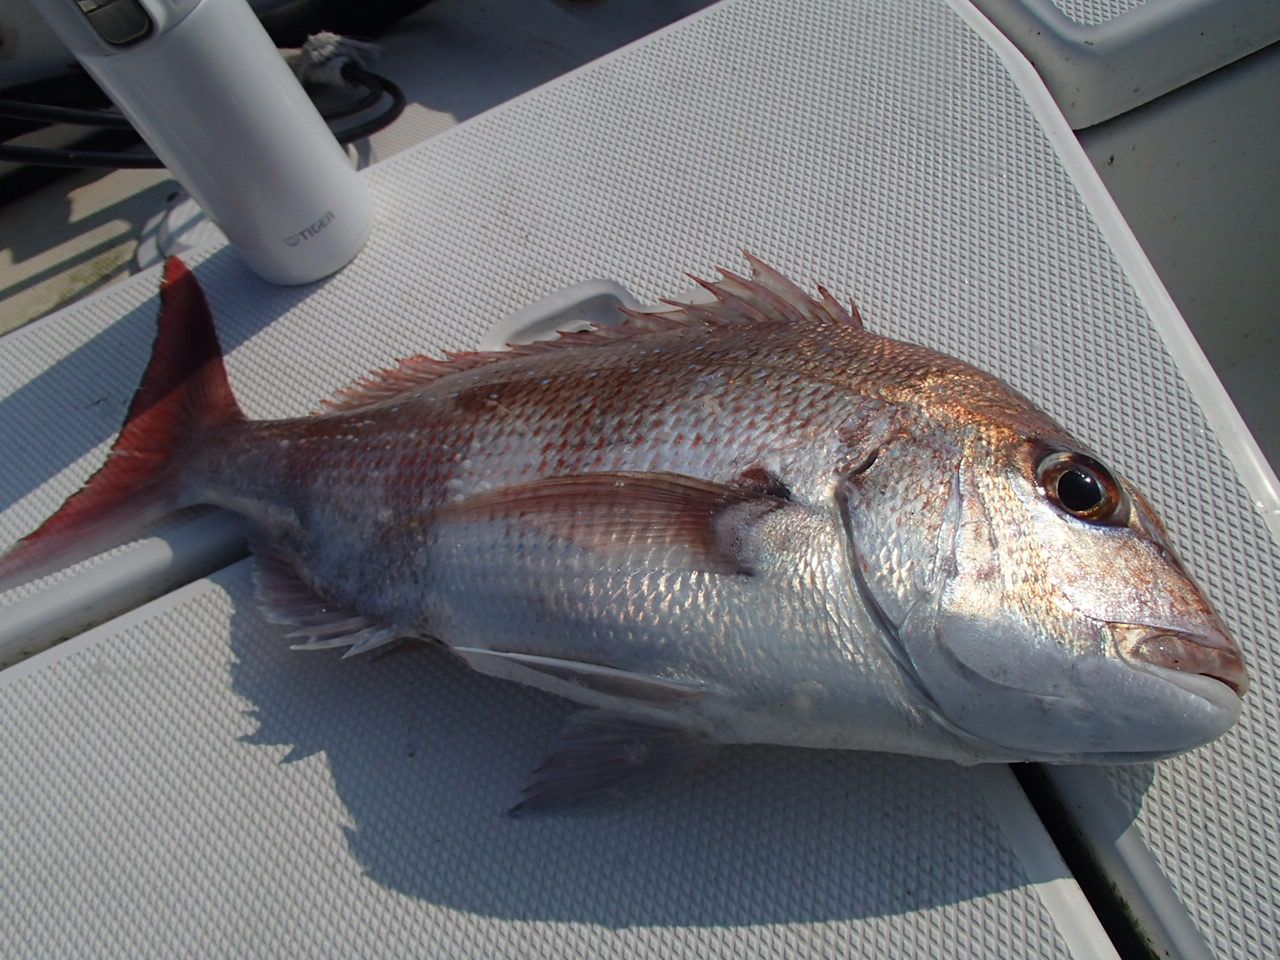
{"left": 1057, "top": 468, "right": 1102, "bottom": 513}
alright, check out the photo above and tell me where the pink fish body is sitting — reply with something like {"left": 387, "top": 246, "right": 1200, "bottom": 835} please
{"left": 0, "top": 256, "right": 1247, "bottom": 811}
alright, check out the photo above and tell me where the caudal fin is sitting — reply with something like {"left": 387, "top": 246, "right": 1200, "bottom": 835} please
{"left": 0, "top": 257, "right": 243, "bottom": 592}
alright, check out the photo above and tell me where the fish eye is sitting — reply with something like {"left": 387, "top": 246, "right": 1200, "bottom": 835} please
{"left": 1036, "top": 450, "right": 1126, "bottom": 524}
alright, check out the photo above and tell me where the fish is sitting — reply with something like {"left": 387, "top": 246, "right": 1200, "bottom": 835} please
{"left": 0, "top": 254, "right": 1248, "bottom": 812}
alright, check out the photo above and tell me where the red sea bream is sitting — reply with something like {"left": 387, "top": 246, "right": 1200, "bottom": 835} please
{"left": 0, "top": 255, "right": 1248, "bottom": 811}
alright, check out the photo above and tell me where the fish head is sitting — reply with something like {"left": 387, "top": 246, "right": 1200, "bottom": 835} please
{"left": 839, "top": 416, "right": 1247, "bottom": 764}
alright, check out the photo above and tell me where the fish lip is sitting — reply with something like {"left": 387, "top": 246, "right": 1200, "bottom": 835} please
{"left": 1115, "top": 625, "right": 1249, "bottom": 701}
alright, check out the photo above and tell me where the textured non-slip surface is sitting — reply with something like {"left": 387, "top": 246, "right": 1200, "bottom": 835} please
{"left": 1050, "top": 0, "right": 1145, "bottom": 26}
{"left": 1, "top": 0, "right": 1278, "bottom": 955}
{"left": 0, "top": 562, "right": 1074, "bottom": 958}
{"left": 1101, "top": 732, "right": 1280, "bottom": 959}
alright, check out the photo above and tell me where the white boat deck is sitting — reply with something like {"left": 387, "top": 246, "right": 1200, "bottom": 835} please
{"left": 1, "top": 1, "right": 1277, "bottom": 956}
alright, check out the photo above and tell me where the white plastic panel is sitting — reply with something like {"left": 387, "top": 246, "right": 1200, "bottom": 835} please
{"left": 972, "top": 0, "right": 1280, "bottom": 127}
{"left": 1, "top": 0, "right": 1278, "bottom": 955}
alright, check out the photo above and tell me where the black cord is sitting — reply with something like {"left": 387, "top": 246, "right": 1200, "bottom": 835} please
{"left": 332, "top": 66, "right": 405, "bottom": 143}
{"left": 0, "top": 99, "right": 135, "bottom": 128}
{"left": 311, "top": 66, "right": 387, "bottom": 121}
{"left": 0, "top": 65, "right": 406, "bottom": 169}
{"left": 0, "top": 143, "right": 164, "bottom": 169}
{"left": 0, "top": 65, "right": 387, "bottom": 127}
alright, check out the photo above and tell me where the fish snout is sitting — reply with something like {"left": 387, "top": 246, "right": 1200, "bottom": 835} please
{"left": 1117, "top": 626, "right": 1249, "bottom": 699}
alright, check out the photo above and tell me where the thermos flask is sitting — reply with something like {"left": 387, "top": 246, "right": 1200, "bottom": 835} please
{"left": 30, "top": 0, "right": 374, "bottom": 284}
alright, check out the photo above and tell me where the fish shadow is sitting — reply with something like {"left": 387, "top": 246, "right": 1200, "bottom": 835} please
{"left": 225, "top": 566, "right": 1155, "bottom": 928}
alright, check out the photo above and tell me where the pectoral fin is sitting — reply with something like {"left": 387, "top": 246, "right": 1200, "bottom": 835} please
{"left": 511, "top": 710, "right": 717, "bottom": 816}
{"left": 432, "top": 471, "right": 788, "bottom": 575}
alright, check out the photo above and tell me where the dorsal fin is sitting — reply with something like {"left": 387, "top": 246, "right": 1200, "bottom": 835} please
{"left": 320, "top": 352, "right": 495, "bottom": 413}
{"left": 320, "top": 254, "right": 862, "bottom": 414}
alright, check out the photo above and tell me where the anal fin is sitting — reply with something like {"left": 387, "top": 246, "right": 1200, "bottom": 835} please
{"left": 511, "top": 710, "right": 717, "bottom": 816}
{"left": 251, "top": 542, "right": 401, "bottom": 658}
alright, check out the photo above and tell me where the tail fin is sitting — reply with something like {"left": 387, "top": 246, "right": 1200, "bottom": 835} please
{"left": 0, "top": 257, "right": 244, "bottom": 592}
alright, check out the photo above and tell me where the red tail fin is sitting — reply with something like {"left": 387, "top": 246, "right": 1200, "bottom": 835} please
{"left": 0, "top": 257, "right": 243, "bottom": 592}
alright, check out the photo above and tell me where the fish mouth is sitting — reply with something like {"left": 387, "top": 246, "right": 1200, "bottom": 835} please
{"left": 1115, "top": 625, "right": 1249, "bottom": 701}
